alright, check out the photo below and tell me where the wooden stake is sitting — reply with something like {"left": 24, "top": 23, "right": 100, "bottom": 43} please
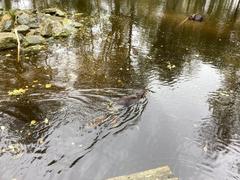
{"left": 14, "top": 29, "right": 21, "bottom": 62}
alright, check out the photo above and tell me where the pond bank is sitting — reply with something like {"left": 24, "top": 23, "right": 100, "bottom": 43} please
{"left": 0, "top": 8, "right": 83, "bottom": 53}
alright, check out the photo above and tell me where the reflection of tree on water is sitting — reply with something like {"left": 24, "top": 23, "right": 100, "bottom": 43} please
{"left": 196, "top": 66, "right": 240, "bottom": 178}
{"left": 74, "top": 0, "right": 148, "bottom": 88}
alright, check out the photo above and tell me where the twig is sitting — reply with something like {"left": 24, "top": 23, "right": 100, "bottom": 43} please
{"left": 177, "top": 17, "right": 189, "bottom": 27}
{"left": 14, "top": 29, "right": 21, "bottom": 62}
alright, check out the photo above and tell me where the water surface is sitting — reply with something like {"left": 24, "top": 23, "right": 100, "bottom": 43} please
{"left": 0, "top": 0, "right": 240, "bottom": 180}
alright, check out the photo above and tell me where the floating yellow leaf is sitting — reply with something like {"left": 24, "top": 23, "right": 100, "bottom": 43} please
{"left": 117, "top": 79, "right": 122, "bottom": 83}
{"left": 30, "top": 120, "right": 37, "bottom": 126}
{"left": 38, "top": 138, "right": 44, "bottom": 144}
{"left": 203, "top": 142, "right": 208, "bottom": 152}
{"left": 45, "top": 84, "right": 52, "bottom": 88}
{"left": 8, "top": 145, "right": 14, "bottom": 149}
{"left": 44, "top": 118, "right": 49, "bottom": 124}
{"left": 8, "top": 88, "right": 27, "bottom": 96}
{"left": 6, "top": 54, "right": 11, "bottom": 57}
{"left": 33, "top": 80, "right": 38, "bottom": 83}
{"left": 167, "top": 62, "right": 176, "bottom": 70}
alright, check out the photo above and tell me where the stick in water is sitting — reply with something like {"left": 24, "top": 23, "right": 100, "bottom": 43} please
{"left": 177, "top": 17, "right": 189, "bottom": 27}
{"left": 14, "top": 29, "right": 21, "bottom": 62}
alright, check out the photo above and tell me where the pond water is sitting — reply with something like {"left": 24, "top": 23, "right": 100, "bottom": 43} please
{"left": 0, "top": 0, "right": 240, "bottom": 180}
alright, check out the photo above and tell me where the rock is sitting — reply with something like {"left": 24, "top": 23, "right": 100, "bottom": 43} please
{"left": 0, "top": 32, "right": 17, "bottom": 50}
{"left": 16, "top": 12, "right": 31, "bottom": 25}
{"left": 15, "top": 25, "right": 30, "bottom": 33}
{"left": 61, "top": 18, "right": 77, "bottom": 33}
{"left": 43, "top": 8, "right": 66, "bottom": 17}
{"left": 40, "top": 17, "right": 71, "bottom": 37}
{"left": 0, "top": 13, "right": 14, "bottom": 32}
{"left": 15, "top": 10, "right": 40, "bottom": 28}
{"left": 26, "top": 28, "right": 40, "bottom": 36}
{"left": 28, "top": 16, "right": 39, "bottom": 28}
{"left": 72, "top": 22, "right": 82, "bottom": 28}
{"left": 39, "top": 18, "right": 53, "bottom": 37}
{"left": 23, "top": 44, "right": 46, "bottom": 53}
{"left": 23, "top": 35, "right": 46, "bottom": 46}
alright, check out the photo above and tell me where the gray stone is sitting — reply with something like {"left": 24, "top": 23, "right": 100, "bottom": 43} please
{"left": 26, "top": 28, "right": 40, "bottom": 36}
{"left": 107, "top": 166, "right": 178, "bottom": 180}
{"left": 40, "top": 17, "right": 70, "bottom": 37}
{"left": 0, "top": 14, "right": 14, "bottom": 32}
{"left": 72, "top": 22, "right": 82, "bottom": 28}
{"left": 0, "top": 32, "right": 17, "bottom": 50}
{"left": 15, "top": 25, "right": 30, "bottom": 32}
{"left": 43, "top": 8, "right": 66, "bottom": 17}
{"left": 23, "top": 35, "right": 46, "bottom": 46}
{"left": 23, "top": 44, "right": 46, "bottom": 52}
{"left": 16, "top": 12, "right": 31, "bottom": 25}
{"left": 28, "top": 16, "right": 39, "bottom": 28}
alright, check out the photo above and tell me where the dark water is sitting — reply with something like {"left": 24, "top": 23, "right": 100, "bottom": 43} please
{"left": 0, "top": 0, "right": 240, "bottom": 180}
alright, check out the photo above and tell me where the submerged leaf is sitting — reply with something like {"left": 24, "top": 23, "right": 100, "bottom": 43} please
{"left": 30, "top": 120, "right": 37, "bottom": 126}
{"left": 44, "top": 118, "right": 49, "bottom": 124}
{"left": 203, "top": 144, "right": 208, "bottom": 152}
{"left": 8, "top": 88, "right": 27, "bottom": 96}
{"left": 45, "top": 84, "right": 52, "bottom": 88}
{"left": 38, "top": 138, "right": 44, "bottom": 144}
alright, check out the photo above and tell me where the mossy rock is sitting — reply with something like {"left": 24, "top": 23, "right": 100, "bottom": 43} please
{"left": 0, "top": 13, "right": 14, "bottom": 32}
{"left": 0, "top": 32, "right": 17, "bottom": 50}
{"left": 23, "top": 35, "right": 46, "bottom": 47}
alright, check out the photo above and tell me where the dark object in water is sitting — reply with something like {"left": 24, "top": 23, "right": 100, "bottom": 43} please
{"left": 117, "top": 89, "right": 147, "bottom": 107}
{"left": 188, "top": 14, "right": 203, "bottom": 22}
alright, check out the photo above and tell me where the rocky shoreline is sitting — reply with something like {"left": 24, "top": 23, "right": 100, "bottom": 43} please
{"left": 0, "top": 8, "right": 83, "bottom": 52}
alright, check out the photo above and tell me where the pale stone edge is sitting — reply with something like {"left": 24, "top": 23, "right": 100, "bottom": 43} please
{"left": 107, "top": 166, "right": 178, "bottom": 180}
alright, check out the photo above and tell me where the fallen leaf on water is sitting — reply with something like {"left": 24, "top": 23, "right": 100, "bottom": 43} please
{"left": 38, "top": 138, "right": 44, "bottom": 144}
{"left": 44, "top": 118, "right": 49, "bottom": 124}
{"left": 117, "top": 79, "right": 122, "bottom": 84}
{"left": 8, "top": 88, "right": 27, "bottom": 96}
{"left": 6, "top": 54, "right": 11, "bottom": 57}
{"left": 45, "top": 84, "right": 52, "bottom": 88}
{"left": 203, "top": 144, "right": 208, "bottom": 152}
{"left": 30, "top": 120, "right": 37, "bottom": 126}
{"left": 8, "top": 145, "right": 14, "bottom": 149}
{"left": 167, "top": 63, "right": 176, "bottom": 70}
